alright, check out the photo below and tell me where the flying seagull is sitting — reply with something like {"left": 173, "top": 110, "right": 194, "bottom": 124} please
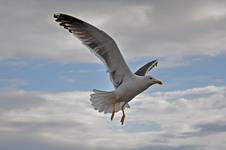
{"left": 54, "top": 13, "right": 162, "bottom": 125}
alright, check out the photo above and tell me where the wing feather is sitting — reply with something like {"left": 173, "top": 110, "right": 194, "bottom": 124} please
{"left": 54, "top": 13, "right": 133, "bottom": 88}
{"left": 135, "top": 59, "right": 158, "bottom": 76}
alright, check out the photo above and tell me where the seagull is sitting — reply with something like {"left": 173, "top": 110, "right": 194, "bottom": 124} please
{"left": 54, "top": 13, "right": 162, "bottom": 125}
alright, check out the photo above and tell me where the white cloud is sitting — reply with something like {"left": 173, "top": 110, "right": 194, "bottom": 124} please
{"left": 0, "top": 1, "right": 226, "bottom": 67}
{"left": 192, "top": 2, "right": 226, "bottom": 21}
{"left": 0, "top": 85, "right": 225, "bottom": 149}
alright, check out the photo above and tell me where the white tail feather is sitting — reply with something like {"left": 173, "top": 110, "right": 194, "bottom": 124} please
{"left": 90, "top": 89, "right": 130, "bottom": 114}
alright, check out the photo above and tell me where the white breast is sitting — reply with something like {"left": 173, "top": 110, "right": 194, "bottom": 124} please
{"left": 114, "top": 75, "right": 149, "bottom": 102}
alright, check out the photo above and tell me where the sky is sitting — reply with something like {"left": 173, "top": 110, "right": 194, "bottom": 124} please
{"left": 0, "top": 0, "right": 226, "bottom": 150}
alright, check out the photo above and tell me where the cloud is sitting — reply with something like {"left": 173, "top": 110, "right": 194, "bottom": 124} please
{"left": 0, "top": 85, "right": 225, "bottom": 150}
{"left": 194, "top": 121, "right": 226, "bottom": 136}
{"left": 0, "top": 0, "right": 226, "bottom": 67}
{"left": 0, "top": 78, "right": 30, "bottom": 90}
{"left": 0, "top": 90, "right": 44, "bottom": 110}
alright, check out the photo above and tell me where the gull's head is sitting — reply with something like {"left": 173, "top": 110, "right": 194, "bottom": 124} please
{"left": 145, "top": 75, "right": 163, "bottom": 85}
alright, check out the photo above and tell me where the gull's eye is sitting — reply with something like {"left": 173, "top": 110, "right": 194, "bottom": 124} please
{"left": 149, "top": 77, "right": 153, "bottom": 80}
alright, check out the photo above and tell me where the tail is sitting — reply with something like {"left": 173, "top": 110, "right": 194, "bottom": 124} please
{"left": 90, "top": 89, "right": 130, "bottom": 114}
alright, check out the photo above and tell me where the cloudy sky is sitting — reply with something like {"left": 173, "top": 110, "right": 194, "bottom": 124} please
{"left": 0, "top": 0, "right": 226, "bottom": 150}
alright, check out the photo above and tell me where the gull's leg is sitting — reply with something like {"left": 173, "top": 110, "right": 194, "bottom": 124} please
{"left": 120, "top": 102, "right": 127, "bottom": 125}
{"left": 111, "top": 98, "right": 116, "bottom": 121}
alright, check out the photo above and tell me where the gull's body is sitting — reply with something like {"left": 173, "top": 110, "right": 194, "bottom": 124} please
{"left": 54, "top": 13, "right": 162, "bottom": 125}
{"left": 114, "top": 75, "right": 153, "bottom": 103}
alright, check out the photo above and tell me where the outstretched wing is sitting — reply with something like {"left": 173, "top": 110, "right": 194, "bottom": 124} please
{"left": 54, "top": 13, "right": 133, "bottom": 88}
{"left": 135, "top": 59, "right": 158, "bottom": 76}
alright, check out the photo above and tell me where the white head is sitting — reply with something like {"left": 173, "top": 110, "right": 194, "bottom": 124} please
{"left": 145, "top": 75, "right": 163, "bottom": 86}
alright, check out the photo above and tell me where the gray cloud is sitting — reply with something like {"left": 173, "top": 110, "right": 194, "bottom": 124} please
{"left": 0, "top": 90, "right": 45, "bottom": 110}
{"left": 0, "top": 85, "right": 226, "bottom": 150}
{"left": 0, "top": 0, "right": 226, "bottom": 67}
{"left": 139, "top": 145, "right": 199, "bottom": 150}
{"left": 194, "top": 121, "right": 226, "bottom": 135}
{"left": 0, "top": 78, "right": 30, "bottom": 90}
{"left": 0, "top": 133, "right": 84, "bottom": 150}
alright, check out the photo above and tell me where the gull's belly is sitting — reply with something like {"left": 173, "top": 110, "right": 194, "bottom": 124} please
{"left": 115, "top": 77, "right": 149, "bottom": 102}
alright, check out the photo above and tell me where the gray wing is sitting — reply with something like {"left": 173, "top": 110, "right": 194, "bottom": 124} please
{"left": 54, "top": 13, "right": 133, "bottom": 88}
{"left": 135, "top": 59, "right": 158, "bottom": 76}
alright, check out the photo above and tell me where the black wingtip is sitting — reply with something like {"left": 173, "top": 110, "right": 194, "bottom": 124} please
{"left": 153, "top": 59, "right": 158, "bottom": 62}
{"left": 53, "top": 13, "right": 84, "bottom": 24}
{"left": 53, "top": 13, "right": 61, "bottom": 18}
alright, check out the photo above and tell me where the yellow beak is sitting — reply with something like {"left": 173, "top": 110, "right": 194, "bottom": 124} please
{"left": 155, "top": 80, "right": 163, "bottom": 85}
